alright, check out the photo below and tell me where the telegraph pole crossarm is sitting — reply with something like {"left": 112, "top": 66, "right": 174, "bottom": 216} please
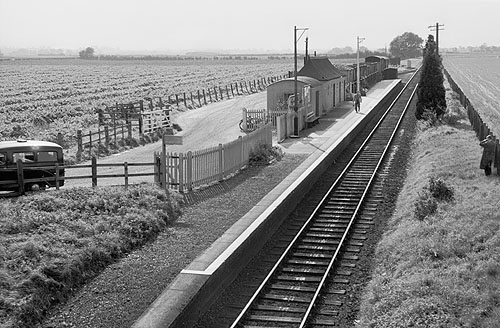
{"left": 428, "top": 22, "right": 445, "bottom": 55}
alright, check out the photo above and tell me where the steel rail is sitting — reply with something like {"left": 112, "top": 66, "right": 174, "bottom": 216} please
{"left": 229, "top": 69, "right": 420, "bottom": 328}
{"left": 299, "top": 81, "right": 419, "bottom": 327}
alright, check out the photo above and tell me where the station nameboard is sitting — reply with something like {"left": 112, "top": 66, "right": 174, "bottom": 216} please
{"left": 163, "top": 135, "right": 183, "bottom": 145}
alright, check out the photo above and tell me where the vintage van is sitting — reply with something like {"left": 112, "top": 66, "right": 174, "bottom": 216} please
{"left": 0, "top": 139, "right": 65, "bottom": 191}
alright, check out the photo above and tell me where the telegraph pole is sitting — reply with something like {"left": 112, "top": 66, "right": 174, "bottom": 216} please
{"left": 428, "top": 22, "right": 444, "bottom": 55}
{"left": 293, "top": 26, "right": 308, "bottom": 137}
{"left": 356, "top": 36, "right": 365, "bottom": 93}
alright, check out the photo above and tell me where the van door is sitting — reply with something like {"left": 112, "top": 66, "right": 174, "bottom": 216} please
{"left": 0, "top": 152, "right": 6, "bottom": 167}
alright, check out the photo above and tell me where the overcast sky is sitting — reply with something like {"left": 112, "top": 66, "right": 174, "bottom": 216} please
{"left": 1, "top": 0, "right": 499, "bottom": 54}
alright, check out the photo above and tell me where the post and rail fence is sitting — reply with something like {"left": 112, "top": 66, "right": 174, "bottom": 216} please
{"left": 61, "top": 74, "right": 287, "bottom": 160}
{"left": 444, "top": 68, "right": 500, "bottom": 174}
{"left": 1, "top": 124, "right": 273, "bottom": 196}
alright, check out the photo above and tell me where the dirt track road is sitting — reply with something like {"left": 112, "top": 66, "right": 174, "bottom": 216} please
{"left": 65, "top": 92, "right": 267, "bottom": 188}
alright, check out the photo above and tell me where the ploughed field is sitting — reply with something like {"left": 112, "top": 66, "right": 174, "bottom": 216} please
{"left": 0, "top": 58, "right": 292, "bottom": 144}
{"left": 443, "top": 53, "right": 500, "bottom": 137}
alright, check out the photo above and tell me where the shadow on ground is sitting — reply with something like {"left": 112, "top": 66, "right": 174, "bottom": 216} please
{"left": 182, "top": 164, "right": 266, "bottom": 206}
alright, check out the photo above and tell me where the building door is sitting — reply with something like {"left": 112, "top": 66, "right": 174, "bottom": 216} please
{"left": 315, "top": 91, "right": 320, "bottom": 117}
{"left": 333, "top": 84, "right": 336, "bottom": 108}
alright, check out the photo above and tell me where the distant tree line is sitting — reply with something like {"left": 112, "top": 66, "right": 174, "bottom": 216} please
{"left": 78, "top": 52, "right": 289, "bottom": 61}
{"left": 444, "top": 44, "right": 500, "bottom": 53}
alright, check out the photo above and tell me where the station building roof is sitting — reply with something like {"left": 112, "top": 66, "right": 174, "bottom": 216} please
{"left": 298, "top": 56, "right": 344, "bottom": 81}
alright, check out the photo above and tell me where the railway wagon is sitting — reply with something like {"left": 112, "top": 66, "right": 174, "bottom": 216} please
{"left": 0, "top": 139, "right": 65, "bottom": 191}
{"left": 365, "top": 55, "right": 390, "bottom": 71}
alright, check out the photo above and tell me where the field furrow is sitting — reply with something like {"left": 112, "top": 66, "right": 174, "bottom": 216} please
{"left": 443, "top": 54, "right": 500, "bottom": 137}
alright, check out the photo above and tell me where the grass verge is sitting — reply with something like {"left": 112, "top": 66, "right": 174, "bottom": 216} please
{"left": 0, "top": 185, "right": 182, "bottom": 328}
{"left": 357, "top": 89, "right": 500, "bottom": 327}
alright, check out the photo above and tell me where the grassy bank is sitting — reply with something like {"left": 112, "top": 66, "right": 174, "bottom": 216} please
{"left": 0, "top": 185, "right": 182, "bottom": 328}
{"left": 357, "top": 90, "right": 500, "bottom": 326}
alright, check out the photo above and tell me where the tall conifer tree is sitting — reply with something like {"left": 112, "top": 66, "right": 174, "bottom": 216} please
{"left": 415, "top": 35, "right": 446, "bottom": 119}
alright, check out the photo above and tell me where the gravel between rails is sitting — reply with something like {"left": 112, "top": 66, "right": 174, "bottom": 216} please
{"left": 42, "top": 153, "right": 308, "bottom": 328}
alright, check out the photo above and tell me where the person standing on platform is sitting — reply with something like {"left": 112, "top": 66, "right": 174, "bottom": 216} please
{"left": 353, "top": 91, "right": 362, "bottom": 113}
{"left": 480, "top": 135, "right": 496, "bottom": 176}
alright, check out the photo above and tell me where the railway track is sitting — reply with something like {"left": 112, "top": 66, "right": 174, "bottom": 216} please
{"left": 225, "top": 70, "right": 420, "bottom": 328}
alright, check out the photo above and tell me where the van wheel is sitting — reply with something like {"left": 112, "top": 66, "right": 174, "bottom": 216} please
{"left": 27, "top": 183, "right": 45, "bottom": 191}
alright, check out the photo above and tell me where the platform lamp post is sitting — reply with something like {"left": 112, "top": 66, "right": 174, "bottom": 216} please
{"left": 356, "top": 36, "right": 365, "bottom": 93}
{"left": 292, "top": 25, "right": 309, "bottom": 137}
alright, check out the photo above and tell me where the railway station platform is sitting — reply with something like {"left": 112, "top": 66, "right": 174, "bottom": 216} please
{"left": 132, "top": 78, "right": 403, "bottom": 328}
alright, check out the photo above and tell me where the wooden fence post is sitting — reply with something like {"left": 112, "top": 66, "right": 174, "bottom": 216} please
{"left": 91, "top": 156, "right": 97, "bottom": 187}
{"left": 55, "top": 163, "right": 60, "bottom": 190}
{"left": 179, "top": 153, "right": 184, "bottom": 193}
{"left": 124, "top": 162, "right": 129, "bottom": 188}
{"left": 153, "top": 152, "right": 160, "bottom": 186}
{"left": 186, "top": 151, "right": 192, "bottom": 191}
{"left": 242, "top": 108, "right": 248, "bottom": 131}
{"left": 218, "top": 143, "right": 223, "bottom": 181}
{"left": 120, "top": 123, "right": 124, "bottom": 140}
{"left": 214, "top": 87, "right": 218, "bottom": 101}
{"left": 104, "top": 126, "right": 110, "bottom": 148}
{"left": 98, "top": 126, "right": 102, "bottom": 147}
{"left": 76, "top": 130, "right": 82, "bottom": 161}
{"left": 495, "top": 139, "right": 500, "bottom": 176}
{"left": 220, "top": 86, "right": 223, "bottom": 100}
{"left": 230, "top": 84, "right": 234, "bottom": 97}
{"left": 190, "top": 92, "right": 196, "bottom": 108}
{"left": 175, "top": 94, "right": 179, "bottom": 107}
{"left": 128, "top": 122, "right": 132, "bottom": 139}
{"left": 88, "top": 131, "right": 92, "bottom": 157}
{"left": 239, "top": 136, "right": 244, "bottom": 166}
{"left": 197, "top": 90, "right": 202, "bottom": 107}
{"left": 16, "top": 159, "right": 25, "bottom": 195}
{"left": 208, "top": 89, "right": 213, "bottom": 102}
{"left": 161, "top": 136, "right": 167, "bottom": 190}
{"left": 203, "top": 89, "right": 207, "bottom": 105}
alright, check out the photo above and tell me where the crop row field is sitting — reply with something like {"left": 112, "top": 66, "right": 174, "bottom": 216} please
{"left": 0, "top": 58, "right": 293, "bottom": 145}
{"left": 443, "top": 53, "right": 500, "bottom": 138}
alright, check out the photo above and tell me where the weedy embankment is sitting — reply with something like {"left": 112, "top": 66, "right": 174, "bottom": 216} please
{"left": 357, "top": 87, "right": 500, "bottom": 327}
{"left": 0, "top": 185, "right": 182, "bottom": 328}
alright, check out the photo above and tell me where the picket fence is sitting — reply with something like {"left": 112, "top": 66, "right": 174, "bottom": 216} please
{"left": 1, "top": 124, "right": 273, "bottom": 197}
{"left": 155, "top": 123, "right": 273, "bottom": 192}
{"left": 444, "top": 68, "right": 500, "bottom": 173}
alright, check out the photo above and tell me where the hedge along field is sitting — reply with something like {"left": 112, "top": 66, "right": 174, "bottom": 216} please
{"left": 0, "top": 185, "right": 182, "bottom": 328}
{"left": 0, "top": 58, "right": 292, "bottom": 145}
{"left": 443, "top": 53, "right": 500, "bottom": 138}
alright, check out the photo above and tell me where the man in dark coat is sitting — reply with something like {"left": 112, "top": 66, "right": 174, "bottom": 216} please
{"left": 480, "top": 135, "right": 496, "bottom": 176}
